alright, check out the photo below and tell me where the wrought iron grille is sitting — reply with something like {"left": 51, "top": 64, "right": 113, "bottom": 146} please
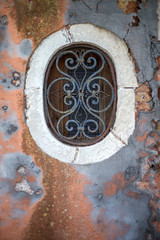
{"left": 44, "top": 45, "right": 117, "bottom": 146}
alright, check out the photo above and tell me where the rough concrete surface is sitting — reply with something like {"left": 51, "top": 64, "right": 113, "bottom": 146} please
{"left": 0, "top": 0, "right": 160, "bottom": 239}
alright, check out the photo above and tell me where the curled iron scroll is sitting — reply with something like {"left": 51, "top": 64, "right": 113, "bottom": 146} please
{"left": 46, "top": 48, "right": 115, "bottom": 141}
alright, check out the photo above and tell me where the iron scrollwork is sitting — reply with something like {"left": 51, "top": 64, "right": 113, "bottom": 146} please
{"left": 46, "top": 48, "right": 114, "bottom": 141}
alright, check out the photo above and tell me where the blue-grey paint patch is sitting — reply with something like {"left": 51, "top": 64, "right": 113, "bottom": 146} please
{"left": 126, "top": 24, "right": 154, "bottom": 83}
{"left": 0, "top": 112, "right": 19, "bottom": 140}
{"left": 11, "top": 207, "right": 26, "bottom": 219}
{"left": 103, "top": 193, "right": 150, "bottom": 240}
{"left": 0, "top": 40, "right": 9, "bottom": 51}
{"left": 124, "top": 0, "right": 158, "bottom": 83}
{"left": 124, "top": 166, "right": 138, "bottom": 182}
{"left": 65, "top": 0, "right": 157, "bottom": 83}
{"left": 0, "top": 30, "right": 18, "bottom": 57}
{"left": 0, "top": 152, "right": 44, "bottom": 224}
{"left": 6, "top": 124, "right": 18, "bottom": 135}
{"left": 73, "top": 143, "right": 138, "bottom": 183}
{"left": 65, "top": 0, "right": 136, "bottom": 39}
{"left": 19, "top": 39, "right": 32, "bottom": 59}
{"left": 84, "top": 175, "right": 151, "bottom": 240}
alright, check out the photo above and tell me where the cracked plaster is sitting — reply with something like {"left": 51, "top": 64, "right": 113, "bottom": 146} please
{"left": 63, "top": 0, "right": 159, "bottom": 238}
{"left": 65, "top": 0, "right": 157, "bottom": 84}
{"left": 0, "top": 0, "right": 160, "bottom": 239}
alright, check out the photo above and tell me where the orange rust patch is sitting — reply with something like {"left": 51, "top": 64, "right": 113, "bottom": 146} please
{"left": 145, "top": 135, "right": 155, "bottom": 147}
{"left": 153, "top": 173, "right": 160, "bottom": 190}
{"left": 136, "top": 83, "right": 152, "bottom": 112}
{"left": 150, "top": 200, "right": 160, "bottom": 233}
{"left": 155, "top": 221, "right": 160, "bottom": 233}
{"left": 155, "top": 68, "right": 160, "bottom": 82}
{"left": 126, "top": 190, "right": 139, "bottom": 199}
{"left": 103, "top": 173, "right": 126, "bottom": 197}
{"left": 157, "top": 57, "right": 160, "bottom": 67}
{"left": 136, "top": 102, "right": 152, "bottom": 112}
{"left": 139, "top": 118, "right": 147, "bottom": 126}
{"left": 117, "top": 0, "right": 139, "bottom": 14}
{"left": 137, "top": 181, "right": 150, "bottom": 190}
{"left": 126, "top": 1, "right": 139, "bottom": 14}
{"left": 0, "top": 51, "right": 27, "bottom": 74}
{"left": 136, "top": 118, "right": 148, "bottom": 142}
{"left": 136, "top": 92, "right": 152, "bottom": 103}
{"left": 136, "top": 131, "right": 148, "bottom": 142}
{"left": 138, "top": 150, "right": 148, "bottom": 158}
{"left": 27, "top": 175, "right": 37, "bottom": 183}
{"left": 136, "top": 83, "right": 151, "bottom": 94}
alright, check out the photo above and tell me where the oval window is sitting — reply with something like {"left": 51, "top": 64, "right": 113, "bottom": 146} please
{"left": 44, "top": 44, "right": 117, "bottom": 146}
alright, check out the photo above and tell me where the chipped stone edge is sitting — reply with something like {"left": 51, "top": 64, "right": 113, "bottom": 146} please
{"left": 25, "top": 23, "right": 137, "bottom": 165}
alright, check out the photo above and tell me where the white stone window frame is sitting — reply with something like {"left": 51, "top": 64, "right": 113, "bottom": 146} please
{"left": 25, "top": 24, "right": 138, "bottom": 165}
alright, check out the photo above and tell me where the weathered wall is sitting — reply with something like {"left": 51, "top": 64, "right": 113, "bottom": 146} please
{"left": 1, "top": 0, "right": 160, "bottom": 239}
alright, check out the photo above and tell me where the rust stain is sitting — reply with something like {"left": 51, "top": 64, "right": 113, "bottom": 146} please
{"left": 137, "top": 131, "right": 148, "bottom": 142}
{"left": 136, "top": 83, "right": 151, "bottom": 94}
{"left": 125, "top": 1, "right": 139, "bottom": 14}
{"left": 27, "top": 175, "right": 37, "bottom": 183}
{"left": 11, "top": 0, "right": 66, "bottom": 47}
{"left": 136, "top": 117, "right": 148, "bottom": 142}
{"left": 155, "top": 68, "right": 160, "bottom": 82}
{"left": 126, "top": 190, "right": 139, "bottom": 199}
{"left": 22, "top": 128, "right": 104, "bottom": 240}
{"left": 150, "top": 200, "right": 160, "bottom": 233}
{"left": 136, "top": 102, "right": 152, "bottom": 112}
{"left": 138, "top": 150, "right": 148, "bottom": 158}
{"left": 103, "top": 173, "right": 126, "bottom": 197}
{"left": 0, "top": 51, "right": 27, "bottom": 73}
{"left": 136, "top": 83, "right": 152, "bottom": 112}
{"left": 117, "top": 0, "right": 139, "bottom": 14}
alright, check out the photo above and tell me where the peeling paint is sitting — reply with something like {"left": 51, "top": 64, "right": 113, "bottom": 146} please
{"left": 117, "top": 0, "right": 139, "bottom": 14}
{"left": 1, "top": 0, "right": 160, "bottom": 239}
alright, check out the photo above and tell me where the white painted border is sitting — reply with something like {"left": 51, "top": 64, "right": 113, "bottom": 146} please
{"left": 25, "top": 24, "right": 137, "bottom": 164}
